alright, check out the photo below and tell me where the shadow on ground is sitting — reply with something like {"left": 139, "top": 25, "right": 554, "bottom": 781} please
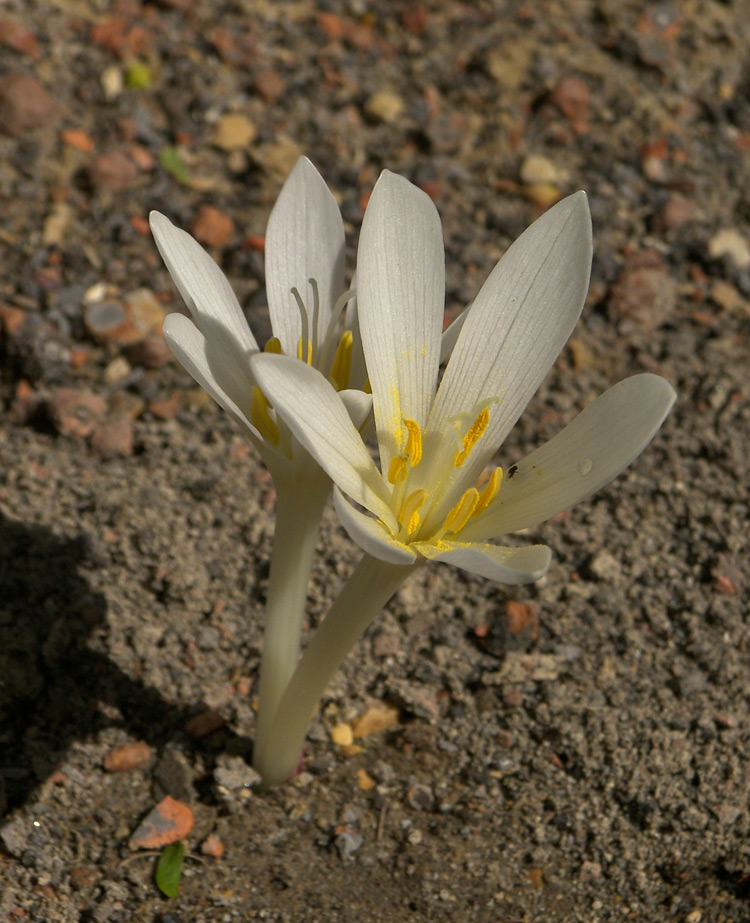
{"left": 0, "top": 513, "right": 247, "bottom": 815}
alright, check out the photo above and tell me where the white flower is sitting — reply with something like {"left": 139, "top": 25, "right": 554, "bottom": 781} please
{"left": 150, "top": 157, "right": 374, "bottom": 771}
{"left": 252, "top": 171, "right": 676, "bottom": 585}
{"left": 150, "top": 156, "right": 369, "bottom": 478}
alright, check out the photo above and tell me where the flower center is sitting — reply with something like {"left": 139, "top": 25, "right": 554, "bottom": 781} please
{"left": 387, "top": 412, "right": 503, "bottom": 545}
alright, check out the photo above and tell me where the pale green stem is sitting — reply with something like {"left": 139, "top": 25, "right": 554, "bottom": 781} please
{"left": 254, "top": 552, "right": 418, "bottom": 788}
{"left": 252, "top": 474, "right": 330, "bottom": 775}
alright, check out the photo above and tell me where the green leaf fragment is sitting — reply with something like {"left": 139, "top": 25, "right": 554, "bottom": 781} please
{"left": 126, "top": 61, "right": 153, "bottom": 89}
{"left": 156, "top": 841, "right": 186, "bottom": 898}
{"left": 159, "top": 147, "right": 190, "bottom": 185}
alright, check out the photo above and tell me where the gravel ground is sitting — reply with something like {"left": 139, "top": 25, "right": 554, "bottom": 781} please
{"left": 0, "top": 1, "right": 749, "bottom": 921}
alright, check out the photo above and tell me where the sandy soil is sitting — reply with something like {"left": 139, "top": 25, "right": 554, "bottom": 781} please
{"left": 0, "top": 1, "right": 749, "bottom": 920}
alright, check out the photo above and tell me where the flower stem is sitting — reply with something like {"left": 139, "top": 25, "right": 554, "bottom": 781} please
{"left": 254, "top": 552, "right": 417, "bottom": 788}
{"left": 252, "top": 474, "right": 330, "bottom": 775}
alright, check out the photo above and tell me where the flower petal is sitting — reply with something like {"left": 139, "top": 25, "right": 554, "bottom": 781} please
{"left": 428, "top": 192, "right": 592, "bottom": 487}
{"left": 150, "top": 212, "right": 258, "bottom": 358}
{"left": 413, "top": 539, "right": 551, "bottom": 584}
{"left": 338, "top": 389, "right": 373, "bottom": 430}
{"left": 461, "top": 373, "right": 676, "bottom": 541}
{"left": 439, "top": 305, "right": 469, "bottom": 363}
{"left": 265, "top": 157, "right": 345, "bottom": 356}
{"left": 163, "top": 312, "right": 257, "bottom": 438}
{"left": 357, "top": 170, "right": 445, "bottom": 472}
{"left": 250, "top": 353, "right": 398, "bottom": 530}
{"left": 333, "top": 488, "right": 417, "bottom": 565}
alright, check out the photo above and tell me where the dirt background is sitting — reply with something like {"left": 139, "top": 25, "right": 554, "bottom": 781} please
{"left": 0, "top": 0, "right": 749, "bottom": 920}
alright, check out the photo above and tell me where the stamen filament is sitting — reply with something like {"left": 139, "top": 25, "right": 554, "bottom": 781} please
{"left": 308, "top": 277, "right": 320, "bottom": 355}
{"left": 291, "top": 286, "right": 310, "bottom": 364}
{"left": 319, "top": 287, "right": 356, "bottom": 374}
{"left": 297, "top": 337, "right": 313, "bottom": 364}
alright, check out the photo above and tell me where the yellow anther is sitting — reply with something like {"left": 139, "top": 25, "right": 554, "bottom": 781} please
{"left": 250, "top": 386, "right": 280, "bottom": 445}
{"left": 399, "top": 489, "right": 426, "bottom": 536}
{"left": 329, "top": 330, "right": 353, "bottom": 391}
{"left": 442, "top": 488, "right": 479, "bottom": 535}
{"left": 296, "top": 337, "right": 313, "bottom": 364}
{"left": 474, "top": 466, "right": 503, "bottom": 516}
{"left": 402, "top": 418, "right": 423, "bottom": 468}
{"left": 264, "top": 337, "right": 282, "bottom": 354}
{"left": 388, "top": 455, "right": 408, "bottom": 485}
{"left": 454, "top": 406, "right": 490, "bottom": 467}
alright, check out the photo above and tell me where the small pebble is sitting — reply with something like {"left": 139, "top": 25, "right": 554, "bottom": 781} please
{"left": 0, "top": 73, "right": 55, "bottom": 136}
{"left": 103, "top": 741, "right": 152, "bottom": 772}
{"left": 191, "top": 205, "right": 235, "bottom": 248}
{"left": 129, "top": 795, "right": 194, "bottom": 849}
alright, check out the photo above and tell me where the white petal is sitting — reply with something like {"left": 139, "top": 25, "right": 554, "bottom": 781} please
{"left": 428, "top": 192, "right": 592, "bottom": 487}
{"left": 163, "top": 313, "right": 257, "bottom": 438}
{"left": 339, "top": 389, "right": 373, "bottom": 429}
{"left": 461, "top": 374, "right": 676, "bottom": 541}
{"left": 357, "top": 170, "right": 445, "bottom": 472}
{"left": 439, "top": 305, "right": 469, "bottom": 363}
{"left": 334, "top": 488, "right": 417, "bottom": 565}
{"left": 250, "top": 353, "right": 398, "bottom": 531}
{"left": 150, "top": 212, "right": 258, "bottom": 359}
{"left": 265, "top": 157, "right": 345, "bottom": 356}
{"left": 413, "top": 539, "right": 551, "bottom": 584}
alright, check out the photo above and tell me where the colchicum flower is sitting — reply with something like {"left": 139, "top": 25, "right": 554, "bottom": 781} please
{"left": 251, "top": 171, "right": 676, "bottom": 785}
{"left": 150, "top": 158, "right": 370, "bottom": 779}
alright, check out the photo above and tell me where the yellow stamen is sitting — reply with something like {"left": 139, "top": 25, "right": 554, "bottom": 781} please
{"left": 296, "top": 337, "right": 313, "bottom": 364}
{"left": 399, "top": 489, "right": 426, "bottom": 536}
{"left": 250, "top": 386, "right": 280, "bottom": 445}
{"left": 454, "top": 407, "right": 490, "bottom": 467}
{"left": 264, "top": 337, "right": 282, "bottom": 354}
{"left": 329, "top": 330, "right": 353, "bottom": 391}
{"left": 443, "top": 488, "right": 479, "bottom": 534}
{"left": 388, "top": 455, "right": 408, "bottom": 485}
{"left": 402, "top": 418, "right": 423, "bottom": 468}
{"left": 474, "top": 466, "right": 503, "bottom": 516}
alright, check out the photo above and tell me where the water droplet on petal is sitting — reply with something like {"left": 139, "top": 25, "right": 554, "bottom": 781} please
{"left": 578, "top": 458, "right": 593, "bottom": 476}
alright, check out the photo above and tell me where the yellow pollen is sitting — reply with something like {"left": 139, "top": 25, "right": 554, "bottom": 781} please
{"left": 443, "top": 488, "right": 479, "bottom": 534}
{"left": 388, "top": 455, "right": 408, "bottom": 485}
{"left": 250, "top": 385, "right": 280, "bottom": 445}
{"left": 454, "top": 407, "right": 490, "bottom": 467}
{"left": 329, "top": 330, "right": 353, "bottom": 391}
{"left": 399, "top": 489, "right": 426, "bottom": 536}
{"left": 402, "top": 418, "right": 423, "bottom": 467}
{"left": 296, "top": 337, "right": 313, "bottom": 364}
{"left": 474, "top": 466, "right": 503, "bottom": 516}
{"left": 264, "top": 337, "right": 282, "bottom": 354}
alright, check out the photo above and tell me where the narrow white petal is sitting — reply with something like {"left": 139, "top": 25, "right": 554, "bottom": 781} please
{"left": 439, "top": 305, "right": 469, "bottom": 363}
{"left": 250, "top": 353, "right": 398, "bottom": 531}
{"left": 414, "top": 539, "right": 551, "bottom": 584}
{"left": 265, "top": 157, "right": 345, "bottom": 355}
{"left": 150, "top": 212, "right": 258, "bottom": 357}
{"left": 163, "top": 313, "right": 257, "bottom": 438}
{"left": 333, "top": 488, "right": 417, "bottom": 565}
{"left": 461, "top": 374, "right": 676, "bottom": 541}
{"left": 357, "top": 171, "right": 445, "bottom": 471}
{"left": 428, "top": 192, "right": 592, "bottom": 488}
